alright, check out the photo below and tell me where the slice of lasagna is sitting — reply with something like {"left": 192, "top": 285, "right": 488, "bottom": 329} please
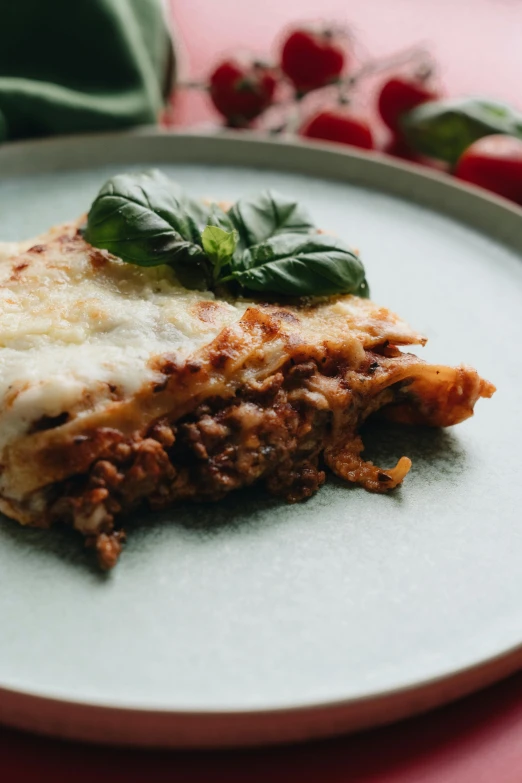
{"left": 0, "top": 207, "right": 494, "bottom": 569}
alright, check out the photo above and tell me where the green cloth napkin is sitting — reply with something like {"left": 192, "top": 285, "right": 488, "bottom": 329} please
{"left": 0, "top": 0, "right": 174, "bottom": 141}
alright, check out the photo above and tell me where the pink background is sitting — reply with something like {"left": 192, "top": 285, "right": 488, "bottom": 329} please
{"left": 3, "top": 1, "right": 522, "bottom": 780}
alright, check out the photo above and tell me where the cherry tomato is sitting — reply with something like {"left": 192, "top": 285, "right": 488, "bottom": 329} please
{"left": 281, "top": 28, "right": 346, "bottom": 93}
{"left": 209, "top": 58, "right": 277, "bottom": 127}
{"left": 300, "top": 110, "right": 374, "bottom": 150}
{"left": 378, "top": 75, "right": 439, "bottom": 134}
{"left": 454, "top": 134, "right": 522, "bottom": 205}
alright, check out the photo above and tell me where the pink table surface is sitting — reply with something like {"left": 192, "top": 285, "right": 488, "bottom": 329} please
{"left": 3, "top": 1, "right": 522, "bottom": 780}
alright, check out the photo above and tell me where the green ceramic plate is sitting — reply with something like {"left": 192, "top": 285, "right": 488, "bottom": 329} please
{"left": 0, "top": 132, "right": 521, "bottom": 748}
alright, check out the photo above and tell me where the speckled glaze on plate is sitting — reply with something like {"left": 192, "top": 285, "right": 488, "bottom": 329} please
{"left": 0, "top": 132, "right": 521, "bottom": 748}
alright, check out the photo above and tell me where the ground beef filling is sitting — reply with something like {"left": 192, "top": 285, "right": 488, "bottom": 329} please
{"left": 39, "top": 359, "right": 403, "bottom": 569}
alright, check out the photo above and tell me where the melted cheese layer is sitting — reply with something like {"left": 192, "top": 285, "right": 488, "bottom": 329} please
{"left": 0, "top": 224, "right": 247, "bottom": 453}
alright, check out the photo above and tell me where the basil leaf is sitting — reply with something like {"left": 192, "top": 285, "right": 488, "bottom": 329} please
{"left": 84, "top": 170, "right": 213, "bottom": 289}
{"left": 229, "top": 233, "right": 367, "bottom": 297}
{"left": 201, "top": 225, "right": 237, "bottom": 280}
{"left": 205, "top": 203, "right": 234, "bottom": 231}
{"left": 400, "top": 97, "right": 522, "bottom": 165}
{"left": 228, "top": 190, "right": 314, "bottom": 251}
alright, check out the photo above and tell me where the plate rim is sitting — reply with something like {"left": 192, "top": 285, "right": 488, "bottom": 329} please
{"left": 1, "top": 127, "right": 522, "bottom": 218}
{"left": 0, "top": 129, "right": 521, "bottom": 747}
{"left": 1, "top": 642, "right": 522, "bottom": 747}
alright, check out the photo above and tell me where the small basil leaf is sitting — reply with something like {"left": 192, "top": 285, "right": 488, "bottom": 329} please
{"left": 400, "top": 97, "right": 522, "bottom": 165}
{"left": 228, "top": 190, "right": 314, "bottom": 251}
{"left": 201, "top": 225, "right": 237, "bottom": 279}
{"left": 84, "top": 170, "right": 212, "bottom": 289}
{"left": 230, "top": 233, "right": 366, "bottom": 297}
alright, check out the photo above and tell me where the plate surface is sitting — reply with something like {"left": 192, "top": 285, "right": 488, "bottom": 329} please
{"left": 0, "top": 132, "right": 522, "bottom": 747}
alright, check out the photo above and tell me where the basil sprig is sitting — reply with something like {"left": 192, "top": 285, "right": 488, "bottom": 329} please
{"left": 400, "top": 97, "right": 522, "bottom": 165}
{"left": 85, "top": 171, "right": 369, "bottom": 299}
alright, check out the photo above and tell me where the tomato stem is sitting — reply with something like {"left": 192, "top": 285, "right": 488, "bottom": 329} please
{"left": 346, "top": 44, "right": 434, "bottom": 87}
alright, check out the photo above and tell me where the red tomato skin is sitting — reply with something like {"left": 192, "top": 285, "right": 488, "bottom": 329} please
{"left": 454, "top": 135, "right": 522, "bottom": 205}
{"left": 209, "top": 60, "right": 277, "bottom": 126}
{"left": 281, "top": 29, "right": 346, "bottom": 93}
{"left": 300, "top": 110, "right": 374, "bottom": 150}
{"left": 378, "top": 76, "right": 439, "bottom": 133}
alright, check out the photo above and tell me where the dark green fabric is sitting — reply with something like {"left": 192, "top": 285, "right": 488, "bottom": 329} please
{"left": 0, "top": 0, "right": 174, "bottom": 141}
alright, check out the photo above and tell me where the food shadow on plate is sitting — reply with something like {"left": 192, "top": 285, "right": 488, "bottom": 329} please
{"left": 0, "top": 514, "right": 105, "bottom": 578}
{"left": 361, "top": 420, "right": 468, "bottom": 481}
{"left": 129, "top": 421, "right": 468, "bottom": 536}
{"left": 0, "top": 423, "right": 467, "bottom": 571}
{"left": 325, "top": 421, "right": 468, "bottom": 508}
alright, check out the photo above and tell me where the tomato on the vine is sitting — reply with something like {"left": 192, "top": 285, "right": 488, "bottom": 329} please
{"left": 378, "top": 74, "right": 440, "bottom": 134}
{"left": 209, "top": 58, "right": 277, "bottom": 127}
{"left": 281, "top": 28, "right": 346, "bottom": 93}
{"left": 454, "top": 134, "right": 522, "bottom": 205}
{"left": 300, "top": 110, "right": 374, "bottom": 150}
